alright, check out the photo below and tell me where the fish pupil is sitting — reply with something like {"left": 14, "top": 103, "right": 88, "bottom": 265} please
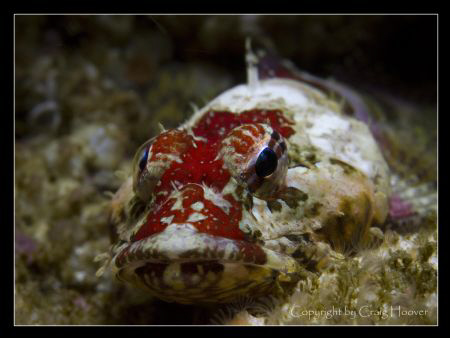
{"left": 255, "top": 147, "right": 278, "bottom": 178}
{"left": 139, "top": 147, "right": 149, "bottom": 171}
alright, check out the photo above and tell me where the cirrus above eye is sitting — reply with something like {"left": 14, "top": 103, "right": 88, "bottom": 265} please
{"left": 255, "top": 147, "right": 278, "bottom": 178}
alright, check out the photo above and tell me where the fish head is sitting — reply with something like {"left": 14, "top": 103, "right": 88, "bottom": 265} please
{"left": 105, "top": 74, "right": 391, "bottom": 304}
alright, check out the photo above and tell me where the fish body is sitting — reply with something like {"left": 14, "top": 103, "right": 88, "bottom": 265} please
{"left": 99, "top": 49, "right": 398, "bottom": 304}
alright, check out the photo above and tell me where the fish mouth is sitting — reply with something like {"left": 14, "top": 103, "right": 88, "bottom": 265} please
{"left": 111, "top": 223, "right": 300, "bottom": 303}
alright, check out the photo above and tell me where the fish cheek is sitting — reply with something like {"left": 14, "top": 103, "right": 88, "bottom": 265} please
{"left": 315, "top": 193, "right": 374, "bottom": 255}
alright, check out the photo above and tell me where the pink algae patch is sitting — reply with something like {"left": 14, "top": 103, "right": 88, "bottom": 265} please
{"left": 389, "top": 195, "right": 416, "bottom": 220}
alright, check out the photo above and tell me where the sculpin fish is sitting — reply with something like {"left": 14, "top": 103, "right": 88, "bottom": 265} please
{"left": 96, "top": 44, "right": 436, "bottom": 306}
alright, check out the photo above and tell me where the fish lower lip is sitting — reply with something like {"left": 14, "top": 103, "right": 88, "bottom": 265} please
{"left": 113, "top": 223, "right": 293, "bottom": 269}
{"left": 111, "top": 223, "right": 301, "bottom": 303}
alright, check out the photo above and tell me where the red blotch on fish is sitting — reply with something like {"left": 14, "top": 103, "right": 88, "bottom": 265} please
{"left": 133, "top": 110, "right": 295, "bottom": 242}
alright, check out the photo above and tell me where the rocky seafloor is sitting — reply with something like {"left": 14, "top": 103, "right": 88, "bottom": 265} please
{"left": 14, "top": 15, "right": 437, "bottom": 325}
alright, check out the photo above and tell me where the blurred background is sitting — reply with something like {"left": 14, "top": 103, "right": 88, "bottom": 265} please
{"left": 16, "top": 15, "right": 437, "bottom": 139}
{"left": 14, "top": 15, "right": 437, "bottom": 325}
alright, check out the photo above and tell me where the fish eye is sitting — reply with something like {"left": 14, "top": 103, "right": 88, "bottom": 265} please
{"left": 138, "top": 147, "right": 149, "bottom": 172}
{"left": 131, "top": 137, "right": 156, "bottom": 201}
{"left": 255, "top": 147, "right": 278, "bottom": 178}
{"left": 220, "top": 123, "right": 289, "bottom": 200}
{"left": 131, "top": 129, "right": 192, "bottom": 202}
{"left": 132, "top": 138, "right": 154, "bottom": 178}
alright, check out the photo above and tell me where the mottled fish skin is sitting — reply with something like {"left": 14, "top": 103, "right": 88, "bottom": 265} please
{"left": 256, "top": 50, "right": 437, "bottom": 234}
{"left": 97, "top": 47, "right": 403, "bottom": 305}
{"left": 256, "top": 51, "right": 372, "bottom": 124}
